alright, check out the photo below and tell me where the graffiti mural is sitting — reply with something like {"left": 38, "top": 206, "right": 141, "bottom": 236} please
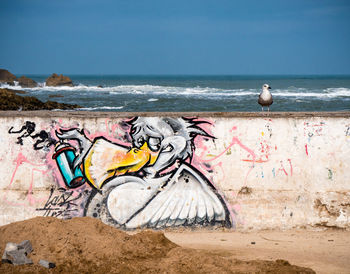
{"left": 4, "top": 115, "right": 350, "bottom": 231}
{"left": 11, "top": 117, "right": 232, "bottom": 229}
{"left": 53, "top": 117, "right": 232, "bottom": 229}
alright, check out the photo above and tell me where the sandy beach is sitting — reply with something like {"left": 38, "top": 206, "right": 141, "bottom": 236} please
{"left": 166, "top": 229, "right": 350, "bottom": 274}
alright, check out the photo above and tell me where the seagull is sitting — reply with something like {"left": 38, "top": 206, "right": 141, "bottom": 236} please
{"left": 258, "top": 84, "right": 273, "bottom": 112}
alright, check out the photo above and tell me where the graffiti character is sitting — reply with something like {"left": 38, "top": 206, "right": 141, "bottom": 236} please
{"left": 54, "top": 117, "right": 232, "bottom": 229}
{"left": 8, "top": 121, "right": 36, "bottom": 145}
{"left": 8, "top": 121, "right": 56, "bottom": 150}
{"left": 31, "top": 130, "right": 56, "bottom": 150}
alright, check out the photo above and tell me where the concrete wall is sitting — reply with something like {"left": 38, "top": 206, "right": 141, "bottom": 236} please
{"left": 0, "top": 111, "right": 349, "bottom": 230}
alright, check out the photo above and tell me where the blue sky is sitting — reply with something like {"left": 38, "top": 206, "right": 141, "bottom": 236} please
{"left": 1, "top": 0, "right": 349, "bottom": 75}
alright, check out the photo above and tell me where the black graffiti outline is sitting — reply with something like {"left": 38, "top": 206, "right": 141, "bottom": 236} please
{"left": 345, "top": 126, "right": 350, "bottom": 136}
{"left": 8, "top": 121, "right": 36, "bottom": 145}
{"left": 8, "top": 121, "right": 56, "bottom": 150}
{"left": 36, "top": 187, "right": 82, "bottom": 218}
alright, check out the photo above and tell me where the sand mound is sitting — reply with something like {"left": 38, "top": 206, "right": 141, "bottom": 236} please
{"left": 0, "top": 217, "right": 315, "bottom": 273}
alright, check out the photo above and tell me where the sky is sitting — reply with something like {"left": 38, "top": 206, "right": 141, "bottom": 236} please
{"left": 1, "top": 0, "right": 350, "bottom": 75}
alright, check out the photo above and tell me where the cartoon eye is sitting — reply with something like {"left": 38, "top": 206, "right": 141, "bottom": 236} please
{"left": 148, "top": 137, "right": 161, "bottom": 152}
{"left": 135, "top": 137, "right": 145, "bottom": 148}
{"left": 162, "top": 144, "right": 173, "bottom": 153}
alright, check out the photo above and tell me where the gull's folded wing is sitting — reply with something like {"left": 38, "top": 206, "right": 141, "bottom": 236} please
{"left": 125, "top": 163, "right": 232, "bottom": 229}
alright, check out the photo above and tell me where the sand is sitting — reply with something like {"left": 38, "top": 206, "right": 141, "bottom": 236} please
{"left": 166, "top": 230, "right": 350, "bottom": 274}
{"left": 0, "top": 217, "right": 317, "bottom": 273}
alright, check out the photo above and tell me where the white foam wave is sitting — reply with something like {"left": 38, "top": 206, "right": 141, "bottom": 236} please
{"left": 273, "top": 88, "right": 350, "bottom": 98}
{"left": 1, "top": 82, "right": 350, "bottom": 99}
{"left": 77, "top": 106, "right": 124, "bottom": 111}
{"left": 0, "top": 83, "right": 252, "bottom": 97}
{"left": 148, "top": 98, "right": 158, "bottom": 102}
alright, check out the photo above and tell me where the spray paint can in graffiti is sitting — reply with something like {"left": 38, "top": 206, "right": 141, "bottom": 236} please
{"left": 52, "top": 143, "right": 86, "bottom": 188}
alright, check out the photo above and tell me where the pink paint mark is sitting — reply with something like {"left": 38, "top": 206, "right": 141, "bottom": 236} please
{"left": 201, "top": 128, "right": 257, "bottom": 186}
{"left": 288, "top": 159, "right": 293, "bottom": 176}
{"left": 232, "top": 203, "right": 241, "bottom": 212}
{"left": 27, "top": 168, "right": 50, "bottom": 205}
{"left": 277, "top": 161, "right": 288, "bottom": 176}
{"left": 305, "top": 144, "right": 309, "bottom": 156}
{"left": 242, "top": 138, "right": 272, "bottom": 163}
{"left": 4, "top": 152, "right": 48, "bottom": 206}
{"left": 8, "top": 152, "right": 44, "bottom": 189}
{"left": 203, "top": 136, "right": 256, "bottom": 163}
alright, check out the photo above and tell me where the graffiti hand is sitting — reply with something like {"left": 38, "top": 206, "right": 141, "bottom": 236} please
{"left": 56, "top": 129, "right": 91, "bottom": 149}
{"left": 56, "top": 128, "right": 92, "bottom": 169}
{"left": 72, "top": 154, "right": 86, "bottom": 170}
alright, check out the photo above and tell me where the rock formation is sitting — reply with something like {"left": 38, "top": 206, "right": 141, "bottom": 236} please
{"left": 0, "top": 69, "right": 17, "bottom": 85}
{"left": 17, "top": 76, "right": 37, "bottom": 88}
{"left": 0, "top": 88, "right": 80, "bottom": 110}
{"left": 46, "top": 73, "right": 73, "bottom": 87}
{"left": 0, "top": 69, "right": 38, "bottom": 87}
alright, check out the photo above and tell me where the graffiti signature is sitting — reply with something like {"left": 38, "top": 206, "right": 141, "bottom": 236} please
{"left": 36, "top": 187, "right": 83, "bottom": 218}
{"left": 9, "top": 121, "right": 56, "bottom": 150}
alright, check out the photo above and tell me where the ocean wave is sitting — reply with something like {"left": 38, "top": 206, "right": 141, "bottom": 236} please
{"left": 77, "top": 106, "right": 124, "bottom": 111}
{"left": 0, "top": 83, "right": 254, "bottom": 97}
{"left": 1, "top": 82, "right": 350, "bottom": 99}
{"left": 272, "top": 88, "right": 350, "bottom": 98}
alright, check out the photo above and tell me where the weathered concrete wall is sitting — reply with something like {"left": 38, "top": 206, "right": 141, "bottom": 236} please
{"left": 0, "top": 111, "right": 349, "bottom": 230}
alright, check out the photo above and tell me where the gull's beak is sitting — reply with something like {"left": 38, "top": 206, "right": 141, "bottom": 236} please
{"left": 268, "top": 86, "right": 271, "bottom": 89}
{"left": 84, "top": 139, "right": 160, "bottom": 189}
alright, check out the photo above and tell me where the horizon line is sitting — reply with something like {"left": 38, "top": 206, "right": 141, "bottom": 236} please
{"left": 7, "top": 72, "right": 350, "bottom": 77}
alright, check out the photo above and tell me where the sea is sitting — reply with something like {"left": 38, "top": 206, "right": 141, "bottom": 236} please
{"left": 2, "top": 75, "right": 350, "bottom": 112}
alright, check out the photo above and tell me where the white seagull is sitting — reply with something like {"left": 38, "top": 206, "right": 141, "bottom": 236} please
{"left": 258, "top": 84, "right": 273, "bottom": 112}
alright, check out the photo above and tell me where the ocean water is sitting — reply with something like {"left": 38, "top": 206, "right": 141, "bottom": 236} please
{"left": 2, "top": 75, "right": 350, "bottom": 112}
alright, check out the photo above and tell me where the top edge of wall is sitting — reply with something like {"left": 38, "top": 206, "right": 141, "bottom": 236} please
{"left": 0, "top": 111, "right": 349, "bottom": 118}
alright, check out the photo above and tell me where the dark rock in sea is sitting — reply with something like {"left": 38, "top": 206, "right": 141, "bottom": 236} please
{"left": 48, "top": 94, "right": 64, "bottom": 98}
{"left": 0, "top": 69, "right": 17, "bottom": 85}
{"left": 17, "top": 76, "right": 37, "bottom": 88}
{"left": 97, "top": 85, "right": 103, "bottom": 88}
{"left": 7, "top": 88, "right": 27, "bottom": 95}
{"left": 0, "top": 88, "right": 80, "bottom": 110}
{"left": 46, "top": 73, "right": 73, "bottom": 87}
